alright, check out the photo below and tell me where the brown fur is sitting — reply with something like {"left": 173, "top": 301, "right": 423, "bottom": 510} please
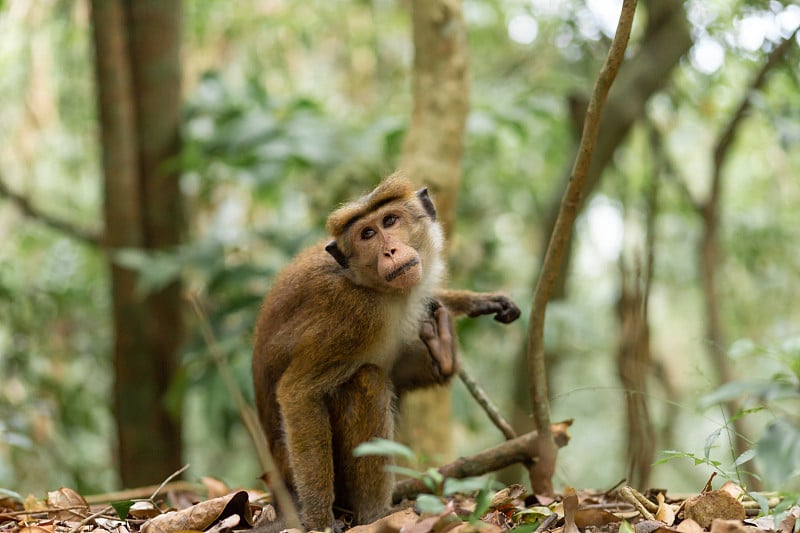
{"left": 252, "top": 172, "right": 520, "bottom": 531}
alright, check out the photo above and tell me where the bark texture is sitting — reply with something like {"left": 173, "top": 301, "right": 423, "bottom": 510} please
{"left": 90, "top": 0, "right": 184, "bottom": 487}
{"left": 393, "top": 422, "right": 571, "bottom": 503}
{"left": 396, "top": 0, "right": 469, "bottom": 464}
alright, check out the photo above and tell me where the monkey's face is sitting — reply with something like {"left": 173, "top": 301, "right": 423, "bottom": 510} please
{"left": 349, "top": 207, "right": 423, "bottom": 291}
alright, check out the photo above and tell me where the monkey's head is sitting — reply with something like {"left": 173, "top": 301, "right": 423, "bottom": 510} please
{"left": 325, "top": 172, "right": 444, "bottom": 293}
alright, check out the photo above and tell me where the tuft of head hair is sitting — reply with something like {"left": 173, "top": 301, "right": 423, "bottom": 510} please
{"left": 326, "top": 171, "right": 416, "bottom": 238}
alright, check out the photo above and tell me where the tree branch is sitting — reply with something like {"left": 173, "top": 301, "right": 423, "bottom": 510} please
{"left": 526, "top": 0, "right": 638, "bottom": 496}
{"left": 710, "top": 27, "right": 799, "bottom": 205}
{"left": 0, "top": 173, "right": 101, "bottom": 246}
{"left": 458, "top": 366, "right": 517, "bottom": 441}
{"left": 392, "top": 421, "right": 571, "bottom": 503}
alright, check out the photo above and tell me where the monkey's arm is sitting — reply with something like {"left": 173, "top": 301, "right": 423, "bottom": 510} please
{"left": 435, "top": 289, "right": 521, "bottom": 324}
{"left": 391, "top": 305, "right": 457, "bottom": 395}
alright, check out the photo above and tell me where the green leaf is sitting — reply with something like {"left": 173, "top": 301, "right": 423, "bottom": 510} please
{"left": 353, "top": 438, "right": 415, "bottom": 461}
{"left": 509, "top": 525, "right": 538, "bottom": 533}
{"left": 704, "top": 427, "right": 723, "bottom": 460}
{"left": 0, "top": 488, "right": 22, "bottom": 501}
{"left": 619, "top": 521, "right": 636, "bottom": 533}
{"left": 756, "top": 419, "right": 800, "bottom": 488}
{"left": 443, "top": 476, "right": 491, "bottom": 496}
{"left": 654, "top": 450, "right": 690, "bottom": 465}
{"left": 748, "top": 492, "right": 769, "bottom": 517}
{"left": 734, "top": 449, "right": 756, "bottom": 467}
{"left": 111, "top": 500, "right": 135, "bottom": 520}
{"left": 415, "top": 494, "right": 446, "bottom": 515}
{"left": 420, "top": 468, "right": 445, "bottom": 495}
{"left": 470, "top": 488, "right": 494, "bottom": 521}
{"left": 384, "top": 465, "right": 426, "bottom": 480}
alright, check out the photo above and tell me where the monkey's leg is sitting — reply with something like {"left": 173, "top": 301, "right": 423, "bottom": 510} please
{"left": 435, "top": 289, "right": 521, "bottom": 323}
{"left": 276, "top": 376, "right": 336, "bottom": 531}
{"left": 328, "top": 364, "right": 394, "bottom": 525}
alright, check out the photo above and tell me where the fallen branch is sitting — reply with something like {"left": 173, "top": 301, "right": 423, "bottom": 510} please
{"left": 392, "top": 421, "right": 571, "bottom": 503}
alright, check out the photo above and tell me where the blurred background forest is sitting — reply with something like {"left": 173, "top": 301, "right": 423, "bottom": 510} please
{"left": 1, "top": 0, "right": 799, "bottom": 500}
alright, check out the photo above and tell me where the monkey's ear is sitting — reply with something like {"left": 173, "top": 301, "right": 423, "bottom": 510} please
{"left": 417, "top": 187, "right": 437, "bottom": 221}
{"left": 325, "top": 240, "right": 349, "bottom": 269}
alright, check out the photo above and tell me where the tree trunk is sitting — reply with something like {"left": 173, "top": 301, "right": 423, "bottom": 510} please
{"left": 90, "top": 0, "right": 184, "bottom": 487}
{"left": 616, "top": 266, "right": 655, "bottom": 490}
{"left": 509, "top": 0, "right": 692, "bottom": 456}
{"left": 396, "top": 0, "right": 469, "bottom": 464}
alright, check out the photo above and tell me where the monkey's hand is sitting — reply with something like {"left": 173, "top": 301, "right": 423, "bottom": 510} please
{"left": 419, "top": 301, "right": 457, "bottom": 380}
{"left": 467, "top": 293, "right": 521, "bottom": 324}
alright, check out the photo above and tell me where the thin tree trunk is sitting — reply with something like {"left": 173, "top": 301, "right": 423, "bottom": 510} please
{"left": 396, "top": 0, "right": 469, "bottom": 464}
{"left": 126, "top": 0, "right": 185, "bottom": 486}
{"left": 90, "top": 0, "right": 184, "bottom": 487}
{"left": 616, "top": 265, "right": 656, "bottom": 490}
{"left": 526, "top": 0, "right": 638, "bottom": 495}
{"left": 509, "top": 0, "right": 692, "bottom": 466}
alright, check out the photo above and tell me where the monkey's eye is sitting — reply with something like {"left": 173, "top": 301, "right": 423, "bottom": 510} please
{"left": 361, "top": 227, "right": 376, "bottom": 240}
{"left": 383, "top": 214, "right": 398, "bottom": 228}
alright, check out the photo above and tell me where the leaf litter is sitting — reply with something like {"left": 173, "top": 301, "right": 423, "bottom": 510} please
{"left": 1, "top": 478, "right": 798, "bottom": 533}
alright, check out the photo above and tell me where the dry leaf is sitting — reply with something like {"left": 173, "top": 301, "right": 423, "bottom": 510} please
{"left": 401, "top": 515, "right": 440, "bottom": 533}
{"left": 46, "top": 488, "right": 89, "bottom": 521}
{"left": 709, "top": 519, "right": 754, "bottom": 533}
{"left": 141, "top": 491, "right": 252, "bottom": 533}
{"left": 718, "top": 483, "right": 744, "bottom": 501}
{"left": 205, "top": 514, "right": 241, "bottom": 533}
{"left": 635, "top": 520, "right": 668, "bottom": 533}
{"left": 675, "top": 518, "right": 704, "bottom": 533}
{"left": 683, "top": 490, "right": 745, "bottom": 529}
{"left": 777, "top": 506, "right": 800, "bottom": 533}
{"left": 563, "top": 487, "right": 579, "bottom": 533}
{"left": 450, "top": 522, "right": 502, "bottom": 533}
{"left": 655, "top": 493, "right": 676, "bottom": 526}
{"left": 19, "top": 526, "right": 54, "bottom": 533}
{"left": 490, "top": 485, "right": 527, "bottom": 511}
{"left": 129, "top": 501, "right": 161, "bottom": 520}
{"left": 201, "top": 477, "right": 230, "bottom": 500}
{"left": 349, "top": 508, "right": 420, "bottom": 533}
{"left": 574, "top": 508, "right": 622, "bottom": 528}
{"left": 24, "top": 495, "right": 48, "bottom": 513}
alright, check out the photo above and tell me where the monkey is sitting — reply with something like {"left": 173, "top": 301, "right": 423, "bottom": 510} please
{"left": 252, "top": 171, "right": 520, "bottom": 531}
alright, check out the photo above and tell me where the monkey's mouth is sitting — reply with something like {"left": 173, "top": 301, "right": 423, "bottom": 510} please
{"left": 385, "top": 258, "right": 420, "bottom": 282}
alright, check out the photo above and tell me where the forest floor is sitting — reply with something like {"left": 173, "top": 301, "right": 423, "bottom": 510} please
{"left": 1, "top": 471, "right": 798, "bottom": 533}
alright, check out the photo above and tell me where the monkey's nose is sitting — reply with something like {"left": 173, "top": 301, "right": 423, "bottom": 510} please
{"left": 384, "top": 247, "right": 397, "bottom": 257}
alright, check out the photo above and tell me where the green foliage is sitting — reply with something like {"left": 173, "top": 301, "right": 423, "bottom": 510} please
{"left": 353, "top": 438, "right": 417, "bottom": 462}
{"left": 354, "top": 437, "right": 497, "bottom": 516}
{"left": 698, "top": 339, "right": 800, "bottom": 489}
{"left": 111, "top": 500, "right": 135, "bottom": 520}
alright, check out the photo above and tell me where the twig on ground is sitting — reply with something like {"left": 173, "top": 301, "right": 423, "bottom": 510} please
{"left": 149, "top": 464, "right": 190, "bottom": 502}
{"left": 619, "top": 486, "right": 655, "bottom": 521}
